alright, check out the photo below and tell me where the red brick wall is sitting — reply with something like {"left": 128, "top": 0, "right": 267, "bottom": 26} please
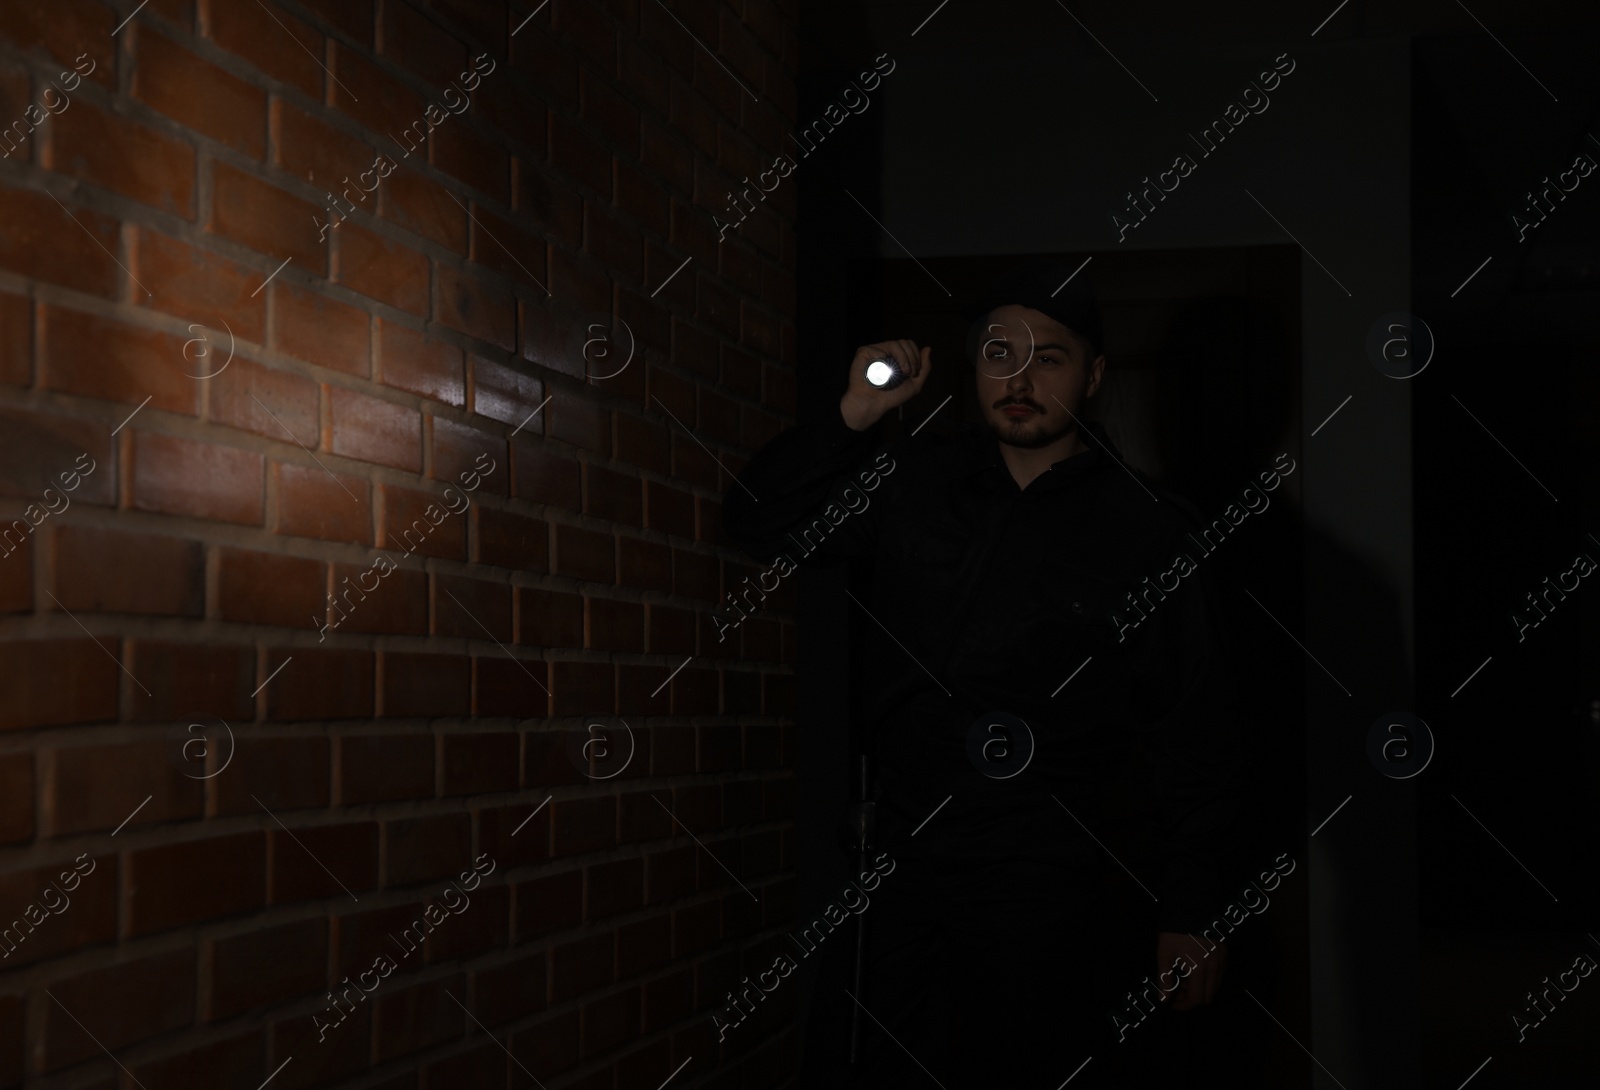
{"left": 0, "top": 0, "right": 799, "bottom": 1086}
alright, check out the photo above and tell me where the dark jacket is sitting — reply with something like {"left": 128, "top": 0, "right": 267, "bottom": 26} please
{"left": 721, "top": 402, "right": 1245, "bottom": 934}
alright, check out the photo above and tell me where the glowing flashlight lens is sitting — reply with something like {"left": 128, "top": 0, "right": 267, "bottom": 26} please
{"left": 864, "top": 359, "right": 898, "bottom": 388}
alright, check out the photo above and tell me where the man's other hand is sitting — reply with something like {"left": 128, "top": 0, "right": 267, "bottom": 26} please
{"left": 1154, "top": 930, "right": 1226, "bottom": 1011}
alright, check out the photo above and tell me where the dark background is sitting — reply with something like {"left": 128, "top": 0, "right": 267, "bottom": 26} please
{"left": 785, "top": 3, "right": 1600, "bottom": 1088}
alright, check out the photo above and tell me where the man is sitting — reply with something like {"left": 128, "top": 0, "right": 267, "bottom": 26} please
{"left": 722, "top": 260, "right": 1244, "bottom": 1087}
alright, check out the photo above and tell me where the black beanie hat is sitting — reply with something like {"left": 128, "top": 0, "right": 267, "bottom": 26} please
{"left": 960, "top": 258, "right": 1104, "bottom": 356}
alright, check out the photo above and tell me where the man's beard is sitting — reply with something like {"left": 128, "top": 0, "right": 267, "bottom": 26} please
{"left": 987, "top": 411, "right": 1076, "bottom": 449}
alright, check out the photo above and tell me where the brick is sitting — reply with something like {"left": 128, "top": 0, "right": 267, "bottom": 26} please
{"left": 381, "top": 651, "right": 471, "bottom": 717}
{"left": 474, "top": 506, "right": 547, "bottom": 571}
{"left": 616, "top": 160, "right": 669, "bottom": 237}
{"left": 372, "top": 973, "right": 465, "bottom": 1064}
{"left": 0, "top": 533, "right": 29, "bottom": 613}
{"left": 134, "top": 29, "right": 265, "bottom": 158}
{"left": 275, "top": 461, "right": 372, "bottom": 544}
{"left": 208, "top": 357, "right": 320, "bottom": 442}
{"left": 383, "top": 484, "right": 466, "bottom": 560}
{"left": 510, "top": 1009, "right": 579, "bottom": 1078}
{"left": 0, "top": 291, "right": 27, "bottom": 387}
{"left": 697, "top": 386, "right": 740, "bottom": 446}
{"left": 441, "top": 731, "right": 518, "bottom": 796}
{"left": 329, "top": 42, "right": 424, "bottom": 135}
{"left": 272, "top": 99, "right": 372, "bottom": 193}
{"left": 479, "top": 81, "right": 547, "bottom": 158}
{"left": 301, "top": 0, "right": 372, "bottom": 45}
{"left": 641, "top": 967, "right": 693, "bottom": 1033}
{"left": 273, "top": 282, "right": 371, "bottom": 376}
{"left": 472, "top": 951, "right": 547, "bottom": 1027}
{"left": 330, "top": 386, "right": 423, "bottom": 471}
{"left": 646, "top": 482, "right": 695, "bottom": 538}
{"left": 0, "top": 752, "right": 30, "bottom": 843}
{"left": 426, "top": 882, "right": 510, "bottom": 964}
{"left": 436, "top": 264, "right": 515, "bottom": 351}
{"left": 615, "top": 414, "right": 671, "bottom": 474}
{"left": 382, "top": 164, "right": 467, "bottom": 251}
{"left": 128, "top": 1031, "right": 262, "bottom": 1089}
{"left": 341, "top": 225, "right": 430, "bottom": 316}
{"left": 587, "top": 596, "right": 642, "bottom": 652}
{"left": 554, "top": 523, "right": 614, "bottom": 583}
{"left": 673, "top": 666, "right": 719, "bottom": 715}
{"left": 550, "top": 660, "right": 612, "bottom": 716}
{"left": 211, "top": 162, "right": 326, "bottom": 273}
{"left": 381, "top": 1, "right": 466, "bottom": 91}
{"left": 126, "top": 640, "right": 254, "bottom": 723}
{"left": 510, "top": 437, "right": 581, "bottom": 508}
{"left": 477, "top": 802, "right": 551, "bottom": 873}
{"left": 586, "top": 203, "right": 641, "bottom": 282}
{"left": 269, "top": 1003, "right": 370, "bottom": 1088}
{"left": 431, "top": 416, "right": 506, "bottom": 496}
{"left": 584, "top": 464, "right": 641, "bottom": 525}
{"left": 517, "top": 168, "right": 583, "bottom": 252}
{"left": 617, "top": 914, "right": 672, "bottom": 977}
{"left": 510, "top": 16, "right": 578, "bottom": 110}
{"left": 673, "top": 547, "right": 718, "bottom": 600}
{"left": 434, "top": 572, "right": 511, "bottom": 641}
{"left": 587, "top": 857, "right": 643, "bottom": 920}
{"left": 270, "top": 821, "right": 377, "bottom": 902}
{"left": 208, "top": 918, "right": 327, "bottom": 1020}
{"left": 213, "top": 735, "right": 330, "bottom": 815}
{"left": 647, "top": 604, "right": 696, "bottom": 656}
{"left": 378, "top": 319, "right": 464, "bottom": 405}
{"left": 551, "top": 388, "right": 615, "bottom": 461}
{"left": 619, "top": 537, "right": 672, "bottom": 593}
{"left": 135, "top": 229, "right": 266, "bottom": 345}
{"left": 216, "top": 546, "right": 325, "bottom": 628}
{"left": 42, "top": 306, "right": 196, "bottom": 415}
{"left": 40, "top": 948, "right": 194, "bottom": 1074}
{"left": 206, "top": 0, "right": 324, "bottom": 98}
{"left": 384, "top": 812, "right": 471, "bottom": 887}
{"left": 0, "top": 854, "right": 115, "bottom": 968}
{"left": 550, "top": 115, "right": 610, "bottom": 196}
{"left": 130, "top": 431, "right": 263, "bottom": 522}
{"left": 125, "top": 832, "right": 265, "bottom": 935}
{"left": 0, "top": 639, "right": 118, "bottom": 731}
{"left": 581, "top": 986, "right": 640, "bottom": 1058}
{"left": 264, "top": 647, "right": 375, "bottom": 721}
{"left": 512, "top": 867, "right": 582, "bottom": 942}
{"left": 423, "top": 1042, "right": 505, "bottom": 1088}
{"left": 0, "top": 409, "right": 114, "bottom": 506}
{"left": 338, "top": 734, "right": 433, "bottom": 804}
{"left": 434, "top": 123, "right": 510, "bottom": 202}
{"left": 547, "top": 248, "right": 612, "bottom": 316}
{"left": 550, "top": 933, "right": 613, "bottom": 1001}
{"left": 518, "top": 587, "right": 584, "bottom": 648}
{"left": 463, "top": 204, "right": 545, "bottom": 291}
{"left": 0, "top": 1, "right": 115, "bottom": 88}
{"left": 49, "top": 97, "right": 196, "bottom": 217}
{"left": 328, "top": 560, "right": 427, "bottom": 636}
{"left": 53, "top": 525, "right": 202, "bottom": 616}
{"left": 469, "top": 358, "right": 543, "bottom": 431}
{"left": 330, "top": 900, "right": 421, "bottom": 980}
{"left": 45, "top": 737, "right": 197, "bottom": 838}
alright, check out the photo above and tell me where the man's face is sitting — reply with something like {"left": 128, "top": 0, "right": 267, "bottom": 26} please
{"left": 973, "top": 304, "right": 1105, "bottom": 449}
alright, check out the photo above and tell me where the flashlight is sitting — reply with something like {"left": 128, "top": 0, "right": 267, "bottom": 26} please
{"left": 863, "top": 357, "right": 904, "bottom": 390}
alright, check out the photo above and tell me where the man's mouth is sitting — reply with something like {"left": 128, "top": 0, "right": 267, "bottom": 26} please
{"left": 1001, "top": 404, "right": 1038, "bottom": 419}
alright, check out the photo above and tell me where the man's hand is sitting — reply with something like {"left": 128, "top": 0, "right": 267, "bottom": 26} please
{"left": 839, "top": 340, "right": 932, "bottom": 431}
{"left": 1154, "top": 931, "right": 1226, "bottom": 1011}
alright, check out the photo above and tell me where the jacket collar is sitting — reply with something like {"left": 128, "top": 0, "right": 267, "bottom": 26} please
{"left": 964, "top": 419, "right": 1120, "bottom": 494}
